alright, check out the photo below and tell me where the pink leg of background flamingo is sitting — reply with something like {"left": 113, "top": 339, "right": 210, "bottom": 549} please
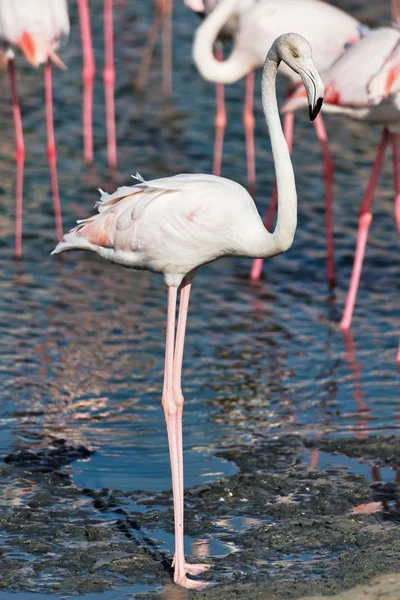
{"left": 8, "top": 56, "right": 24, "bottom": 259}
{"left": 103, "top": 0, "right": 117, "bottom": 169}
{"left": 212, "top": 59, "right": 257, "bottom": 199}
{"left": 136, "top": 0, "right": 174, "bottom": 96}
{"left": 212, "top": 44, "right": 226, "bottom": 177}
{"left": 77, "top": 0, "right": 95, "bottom": 165}
{"left": 78, "top": 0, "right": 117, "bottom": 168}
{"left": 340, "top": 129, "right": 390, "bottom": 331}
{"left": 243, "top": 71, "right": 256, "bottom": 200}
{"left": 44, "top": 61, "right": 64, "bottom": 243}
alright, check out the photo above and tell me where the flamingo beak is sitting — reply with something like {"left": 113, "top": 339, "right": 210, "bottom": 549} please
{"left": 304, "top": 62, "right": 324, "bottom": 121}
{"left": 309, "top": 96, "right": 323, "bottom": 121}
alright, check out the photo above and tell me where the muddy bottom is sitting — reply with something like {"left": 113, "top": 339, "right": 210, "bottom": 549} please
{"left": 1, "top": 434, "right": 399, "bottom": 599}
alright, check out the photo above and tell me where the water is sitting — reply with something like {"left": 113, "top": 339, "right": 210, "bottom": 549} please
{"left": 0, "top": 0, "right": 399, "bottom": 598}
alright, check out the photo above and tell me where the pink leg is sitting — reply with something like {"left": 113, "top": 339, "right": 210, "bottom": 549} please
{"left": 340, "top": 129, "right": 390, "bottom": 330}
{"left": 391, "top": 135, "right": 400, "bottom": 363}
{"left": 392, "top": 133, "right": 400, "bottom": 234}
{"left": 162, "top": 286, "right": 209, "bottom": 589}
{"left": 213, "top": 43, "right": 226, "bottom": 177}
{"left": 8, "top": 58, "right": 24, "bottom": 259}
{"left": 44, "top": 61, "right": 63, "bottom": 243}
{"left": 161, "top": 0, "right": 173, "bottom": 96}
{"left": 172, "top": 281, "right": 211, "bottom": 577}
{"left": 136, "top": 0, "right": 163, "bottom": 92}
{"left": 104, "top": 0, "right": 117, "bottom": 169}
{"left": 250, "top": 111, "right": 294, "bottom": 281}
{"left": 243, "top": 71, "right": 256, "bottom": 200}
{"left": 313, "top": 114, "right": 335, "bottom": 287}
{"left": 77, "top": 0, "right": 95, "bottom": 165}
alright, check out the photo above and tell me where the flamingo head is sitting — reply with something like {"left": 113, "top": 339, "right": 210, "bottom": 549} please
{"left": 274, "top": 33, "right": 324, "bottom": 121}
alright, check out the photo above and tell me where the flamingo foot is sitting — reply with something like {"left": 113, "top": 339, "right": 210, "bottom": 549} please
{"left": 172, "top": 555, "right": 212, "bottom": 575}
{"left": 174, "top": 575, "right": 212, "bottom": 589}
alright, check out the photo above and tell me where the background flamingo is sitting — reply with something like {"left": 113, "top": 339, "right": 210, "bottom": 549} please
{"left": 52, "top": 33, "right": 323, "bottom": 588}
{"left": 77, "top": 0, "right": 117, "bottom": 168}
{"left": 0, "top": 0, "right": 69, "bottom": 258}
{"left": 192, "top": 0, "right": 362, "bottom": 285}
{"left": 284, "top": 1, "right": 400, "bottom": 359}
{"left": 136, "top": 0, "right": 174, "bottom": 96}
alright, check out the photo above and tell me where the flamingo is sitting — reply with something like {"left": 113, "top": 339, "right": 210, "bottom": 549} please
{"left": 283, "top": 1, "right": 400, "bottom": 359}
{"left": 77, "top": 0, "right": 117, "bottom": 168}
{"left": 192, "top": 0, "right": 362, "bottom": 285}
{"left": 52, "top": 32, "right": 324, "bottom": 588}
{"left": 0, "top": 0, "right": 69, "bottom": 258}
{"left": 136, "top": 0, "right": 174, "bottom": 96}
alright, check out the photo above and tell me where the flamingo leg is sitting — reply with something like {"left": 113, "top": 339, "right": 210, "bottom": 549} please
{"left": 390, "top": 135, "right": 400, "bottom": 364}
{"left": 243, "top": 71, "right": 256, "bottom": 200}
{"left": 8, "top": 57, "right": 24, "bottom": 259}
{"left": 162, "top": 286, "right": 209, "bottom": 589}
{"left": 44, "top": 60, "right": 63, "bottom": 243}
{"left": 213, "top": 43, "right": 226, "bottom": 177}
{"left": 171, "top": 280, "right": 211, "bottom": 577}
{"left": 136, "top": 0, "right": 163, "bottom": 92}
{"left": 392, "top": 133, "right": 400, "bottom": 234}
{"left": 161, "top": 0, "right": 173, "bottom": 96}
{"left": 250, "top": 111, "right": 294, "bottom": 281}
{"left": 104, "top": 0, "right": 117, "bottom": 169}
{"left": 340, "top": 128, "right": 390, "bottom": 330}
{"left": 313, "top": 114, "right": 335, "bottom": 287}
{"left": 77, "top": 0, "right": 95, "bottom": 165}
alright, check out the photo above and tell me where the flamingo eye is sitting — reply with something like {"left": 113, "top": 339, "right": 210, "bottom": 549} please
{"left": 291, "top": 48, "right": 299, "bottom": 58}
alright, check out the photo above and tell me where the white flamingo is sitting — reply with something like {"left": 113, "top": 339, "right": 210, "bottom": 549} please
{"left": 52, "top": 33, "right": 324, "bottom": 588}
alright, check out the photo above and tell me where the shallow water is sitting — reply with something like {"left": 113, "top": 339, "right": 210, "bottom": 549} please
{"left": 0, "top": 0, "right": 399, "bottom": 598}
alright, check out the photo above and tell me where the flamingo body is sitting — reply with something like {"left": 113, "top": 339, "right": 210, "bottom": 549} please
{"left": 55, "top": 174, "right": 276, "bottom": 283}
{"left": 0, "top": 0, "right": 69, "bottom": 67}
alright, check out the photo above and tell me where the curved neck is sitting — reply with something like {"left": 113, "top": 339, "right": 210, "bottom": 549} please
{"left": 193, "top": 0, "right": 254, "bottom": 84}
{"left": 262, "top": 46, "right": 297, "bottom": 253}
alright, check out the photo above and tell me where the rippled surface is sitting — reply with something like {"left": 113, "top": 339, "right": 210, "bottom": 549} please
{"left": 0, "top": 0, "right": 399, "bottom": 598}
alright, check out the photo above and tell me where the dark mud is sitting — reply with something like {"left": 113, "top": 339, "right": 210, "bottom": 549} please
{"left": 1, "top": 434, "right": 400, "bottom": 598}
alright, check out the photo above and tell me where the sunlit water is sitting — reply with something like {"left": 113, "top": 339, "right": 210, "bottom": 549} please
{"left": 0, "top": 0, "right": 399, "bottom": 598}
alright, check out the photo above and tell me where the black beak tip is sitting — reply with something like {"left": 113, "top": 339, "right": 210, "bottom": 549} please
{"left": 309, "top": 97, "right": 323, "bottom": 122}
